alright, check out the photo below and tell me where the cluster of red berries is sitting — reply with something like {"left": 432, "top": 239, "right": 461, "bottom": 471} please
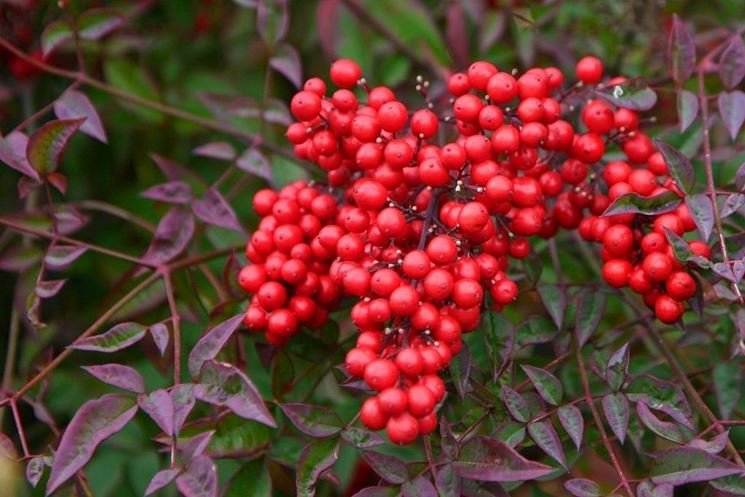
{"left": 238, "top": 55, "right": 706, "bottom": 444}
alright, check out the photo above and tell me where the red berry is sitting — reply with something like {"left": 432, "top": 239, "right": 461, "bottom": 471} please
{"left": 360, "top": 397, "right": 388, "bottom": 430}
{"left": 576, "top": 56, "right": 603, "bottom": 84}
{"left": 386, "top": 413, "right": 419, "bottom": 445}
{"left": 655, "top": 295, "right": 685, "bottom": 324}
{"left": 330, "top": 59, "right": 362, "bottom": 88}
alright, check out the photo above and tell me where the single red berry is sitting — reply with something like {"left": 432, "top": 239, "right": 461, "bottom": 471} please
{"left": 329, "top": 59, "right": 362, "bottom": 88}
{"left": 576, "top": 55, "right": 603, "bottom": 84}
{"left": 655, "top": 294, "right": 685, "bottom": 324}
{"left": 386, "top": 413, "right": 419, "bottom": 445}
{"left": 360, "top": 397, "right": 388, "bottom": 430}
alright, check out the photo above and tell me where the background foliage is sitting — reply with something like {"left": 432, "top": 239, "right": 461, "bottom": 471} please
{"left": 0, "top": 0, "right": 744, "bottom": 496}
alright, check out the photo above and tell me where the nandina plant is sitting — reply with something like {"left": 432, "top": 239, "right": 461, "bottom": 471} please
{"left": 0, "top": 2, "right": 744, "bottom": 497}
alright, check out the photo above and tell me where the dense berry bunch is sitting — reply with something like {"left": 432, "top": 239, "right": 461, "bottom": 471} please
{"left": 239, "top": 56, "right": 706, "bottom": 444}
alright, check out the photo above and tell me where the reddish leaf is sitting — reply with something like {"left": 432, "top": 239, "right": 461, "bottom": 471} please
{"left": 71, "top": 322, "right": 147, "bottom": 352}
{"left": 149, "top": 323, "right": 169, "bottom": 356}
{"left": 145, "top": 468, "right": 179, "bottom": 495}
{"left": 270, "top": 43, "right": 302, "bottom": 88}
{"left": 236, "top": 147, "right": 273, "bottom": 181}
{"left": 194, "top": 361, "right": 276, "bottom": 427}
{"left": 315, "top": 0, "right": 339, "bottom": 58}
{"left": 181, "top": 431, "right": 215, "bottom": 463}
{"left": 281, "top": 403, "right": 343, "bottom": 437}
{"left": 138, "top": 389, "right": 175, "bottom": 436}
{"left": 77, "top": 8, "right": 125, "bottom": 40}
{"left": 54, "top": 90, "right": 107, "bottom": 143}
{"left": 82, "top": 363, "right": 145, "bottom": 393}
{"left": 46, "top": 393, "right": 138, "bottom": 494}
{"left": 142, "top": 207, "right": 195, "bottom": 265}
{"left": 676, "top": 89, "right": 699, "bottom": 132}
{"left": 651, "top": 447, "right": 745, "bottom": 485}
{"left": 667, "top": 14, "right": 696, "bottom": 84}
{"left": 141, "top": 181, "right": 192, "bottom": 204}
{"left": 27, "top": 118, "right": 85, "bottom": 175}
{"left": 558, "top": 404, "right": 584, "bottom": 450}
{"left": 26, "top": 456, "right": 46, "bottom": 488}
{"left": 193, "top": 188, "right": 244, "bottom": 232}
{"left": 0, "top": 131, "right": 39, "bottom": 180}
{"left": 402, "top": 476, "right": 438, "bottom": 497}
{"left": 188, "top": 314, "right": 243, "bottom": 377}
{"left": 718, "top": 91, "right": 745, "bottom": 141}
{"left": 719, "top": 35, "right": 745, "bottom": 89}
{"left": 452, "top": 437, "right": 553, "bottom": 482}
{"left": 36, "top": 279, "right": 66, "bottom": 298}
{"left": 193, "top": 142, "right": 236, "bottom": 161}
{"left": 362, "top": 451, "right": 408, "bottom": 484}
{"left": 41, "top": 20, "right": 73, "bottom": 57}
{"left": 47, "top": 172, "right": 68, "bottom": 195}
{"left": 45, "top": 245, "right": 87, "bottom": 269}
{"left": 602, "top": 393, "right": 630, "bottom": 444}
{"left": 257, "top": 0, "right": 289, "bottom": 46}
{"left": 18, "top": 175, "right": 42, "bottom": 199}
{"left": 446, "top": 2, "right": 469, "bottom": 70}
{"left": 176, "top": 455, "right": 217, "bottom": 497}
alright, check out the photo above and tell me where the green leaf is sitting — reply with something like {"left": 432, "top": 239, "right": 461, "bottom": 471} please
{"left": 27, "top": 118, "right": 84, "bottom": 175}
{"left": 449, "top": 342, "right": 471, "bottom": 399}
{"left": 521, "top": 365, "right": 563, "bottom": 406}
{"left": 711, "top": 474, "right": 745, "bottom": 495}
{"left": 517, "top": 315, "right": 557, "bottom": 347}
{"left": 713, "top": 362, "right": 742, "bottom": 419}
{"left": 595, "top": 80, "right": 657, "bottom": 111}
{"left": 340, "top": 427, "right": 384, "bottom": 449}
{"left": 685, "top": 193, "right": 714, "bottom": 242}
{"left": 363, "top": 0, "right": 450, "bottom": 66}
{"left": 527, "top": 420, "right": 566, "bottom": 467}
{"left": 626, "top": 375, "right": 693, "bottom": 429}
{"left": 603, "top": 191, "right": 681, "bottom": 217}
{"left": 558, "top": 405, "right": 584, "bottom": 450}
{"left": 225, "top": 459, "right": 272, "bottom": 497}
{"left": 271, "top": 349, "right": 295, "bottom": 399}
{"left": 296, "top": 438, "right": 339, "bottom": 497}
{"left": 655, "top": 139, "right": 695, "bottom": 194}
{"left": 537, "top": 284, "right": 566, "bottom": 330}
{"left": 71, "top": 322, "right": 147, "bottom": 352}
{"left": 77, "top": 9, "right": 125, "bottom": 40}
{"left": 481, "top": 312, "right": 514, "bottom": 381}
{"left": 605, "top": 343, "right": 630, "bottom": 392}
{"left": 601, "top": 393, "right": 630, "bottom": 444}
{"left": 502, "top": 386, "right": 530, "bottom": 423}
{"left": 104, "top": 59, "right": 162, "bottom": 122}
{"left": 651, "top": 447, "right": 745, "bottom": 485}
{"left": 41, "top": 21, "right": 73, "bottom": 57}
{"left": 575, "top": 290, "right": 606, "bottom": 347}
{"left": 281, "top": 403, "right": 343, "bottom": 437}
{"left": 676, "top": 89, "right": 699, "bottom": 132}
{"left": 257, "top": 0, "right": 289, "bottom": 46}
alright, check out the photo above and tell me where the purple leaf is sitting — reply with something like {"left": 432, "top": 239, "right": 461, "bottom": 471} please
{"left": 0, "top": 434, "right": 17, "bottom": 459}
{"left": 27, "top": 118, "right": 85, "bottom": 175}
{"left": 77, "top": 8, "right": 125, "bottom": 40}
{"left": 145, "top": 468, "right": 180, "bottom": 495}
{"left": 402, "top": 476, "right": 438, "bottom": 497}
{"left": 527, "top": 420, "right": 566, "bottom": 467}
{"left": 603, "top": 191, "right": 681, "bottom": 217}
{"left": 0, "top": 244, "right": 42, "bottom": 272}
{"left": 595, "top": 81, "right": 657, "bottom": 111}
{"left": 452, "top": 437, "right": 553, "bottom": 482}
{"left": 71, "top": 322, "right": 147, "bottom": 352}
{"left": 713, "top": 361, "right": 742, "bottom": 419}
{"left": 149, "top": 323, "right": 169, "bottom": 356}
{"left": 194, "top": 361, "right": 276, "bottom": 427}
{"left": 685, "top": 193, "right": 714, "bottom": 242}
{"left": 257, "top": 0, "right": 289, "bottom": 46}
{"left": 718, "top": 91, "right": 745, "bottom": 141}
{"left": 26, "top": 456, "right": 46, "bottom": 488}
{"left": 636, "top": 401, "right": 685, "bottom": 444}
{"left": 502, "top": 386, "right": 530, "bottom": 423}
{"left": 142, "top": 207, "right": 195, "bottom": 265}
{"left": 193, "top": 188, "right": 244, "bottom": 232}
{"left": 736, "top": 162, "right": 745, "bottom": 191}
{"left": 0, "top": 131, "right": 39, "bottom": 180}
{"left": 188, "top": 314, "right": 243, "bottom": 377}
{"left": 655, "top": 139, "right": 695, "bottom": 194}
{"left": 636, "top": 481, "right": 673, "bottom": 497}
{"left": 281, "top": 403, "right": 343, "bottom": 437}
{"left": 719, "top": 35, "right": 745, "bottom": 89}
{"left": 193, "top": 142, "right": 236, "bottom": 161}
{"left": 676, "top": 89, "right": 699, "bottom": 132}
{"left": 181, "top": 431, "right": 215, "bottom": 463}
{"left": 650, "top": 447, "right": 745, "bottom": 485}
{"left": 36, "top": 279, "right": 67, "bottom": 298}
{"left": 138, "top": 389, "right": 174, "bottom": 435}
{"left": 627, "top": 375, "right": 694, "bottom": 429}
{"left": 270, "top": 43, "right": 302, "bottom": 88}
{"left": 46, "top": 393, "right": 138, "bottom": 494}
{"left": 47, "top": 172, "right": 68, "bottom": 195}
{"left": 688, "top": 430, "right": 730, "bottom": 454}
{"left": 236, "top": 147, "right": 273, "bottom": 181}
{"left": 82, "top": 363, "right": 145, "bottom": 393}
{"left": 315, "top": 0, "right": 339, "bottom": 58}
{"left": 296, "top": 438, "right": 339, "bottom": 497}
{"left": 575, "top": 290, "right": 606, "bottom": 347}
{"left": 602, "top": 393, "right": 630, "bottom": 444}
{"left": 352, "top": 488, "right": 398, "bottom": 497}
{"left": 446, "top": 2, "right": 469, "bottom": 70}
{"left": 54, "top": 90, "right": 107, "bottom": 143}
{"left": 44, "top": 245, "right": 87, "bottom": 269}
{"left": 521, "top": 365, "right": 563, "bottom": 406}
{"left": 341, "top": 427, "right": 384, "bottom": 449}
{"left": 558, "top": 404, "right": 584, "bottom": 450}
{"left": 176, "top": 455, "right": 217, "bottom": 497}
{"left": 41, "top": 20, "right": 73, "bottom": 57}
{"left": 362, "top": 451, "right": 408, "bottom": 484}
{"left": 151, "top": 154, "right": 191, "bottom": 180}
{"left": 667, "top": 14, "right": 696, "bottom": 84}
{"left": 537, "top": 284, "right": 566, "bottom": 330}
{"left": 721, "top": 193, "right": 745, "bottom": 218}
{"left": 141, "top": 181, "right": 192, "bottom": 204}
{"left": 171, "top": 384, "right": 196, "bottom": 434}
{"left": 605, "top": 342, "right": 630, "bottom": 392}
{"left": 435, "top": 465, "right": 460, "bottom": 497}
{"left": 564, "top": 479, "right": 601, "bottom": 497}
{"left": 18, "top": 174, "right": 41, "bottom": 198}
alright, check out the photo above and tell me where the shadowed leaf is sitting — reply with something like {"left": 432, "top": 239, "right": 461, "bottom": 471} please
{"left": 297, "top": 438, "right": 339, "bottom": 497}
{"left": 667, "top": 14, "right": 696, "bottom": 84}
{"left": 41, "top": 21, "right": 73, "bottom": 56}
{"left": 719, "top": 35, "right": 745, "bottom": 89}
{"left": 452, "top": 436, "right": 553, "bottom": 482}
{"left": 141, "top": 181, "right": 192, "bottom": 204}
{"left": 193, "top": 188, "right": 244, "bottom": 232}
{"left": 142, "top": 207, "right": 194, "bottom": 265}
{"left": 655, "top": 140, "right": 695, "bottom": 194}
{"left": 281, "top": 403, "right": 342, "bottom": 437}
{"left": 82, "top": 363, "right": 145, "bottom": 393}
{"left": 718, "top": 91, "right": 745, "bottom": 141}
{"left": 27, "top": 118, "right": 84, "bottom": 175}
{"left": 558, "top": 404, "right": 584, "bottom": 450}
{"left": 362, "top": 451, "right": 408, "bottom": 484}
{"left": 188, "top": 314, "right": 243, "bottom": 377}
{"left": 270, "top": 43, "right": 302, "bottom": 88}
{"left": 651, "top": 447, "right": 745, "bottom": 485}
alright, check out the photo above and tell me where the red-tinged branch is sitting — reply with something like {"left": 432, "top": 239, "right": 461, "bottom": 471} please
{"left": 576, "top": 343, "right": 635, "bottom": 497}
